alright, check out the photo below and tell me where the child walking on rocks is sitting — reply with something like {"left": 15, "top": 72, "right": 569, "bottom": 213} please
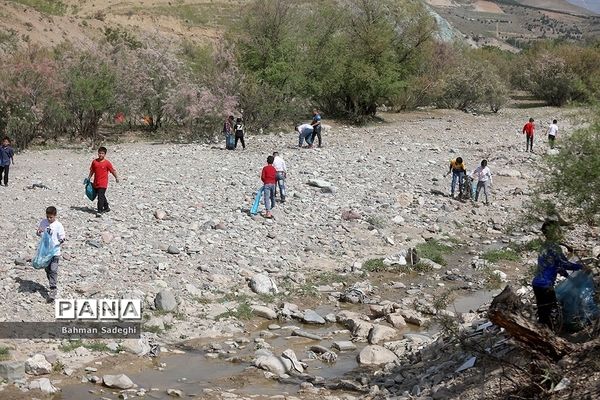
{"left": 88, "top": 146, "right": 119, "bottom": 216}
{"left": 471, "top": 160, "right": 493, "bottom": 205}
{"left": 36, "top": 206, "right": 66, "bottom": 302}
{"left": 261, "top": 155, "right": 277, "bottom": 218}
{"left": 523, "top": 117, "right": 535, "bottom": 153}
{"left": 0, "top": 136, "right": 15, "bottom": 186}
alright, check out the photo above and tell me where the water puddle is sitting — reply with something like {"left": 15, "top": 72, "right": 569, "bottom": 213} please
{"left": 56, "top": 291, "right": 493, "bottom": 399}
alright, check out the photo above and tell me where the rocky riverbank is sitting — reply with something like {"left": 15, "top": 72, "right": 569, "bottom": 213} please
{"left": 0, "top": 106, "right": 597, "bottom": 399}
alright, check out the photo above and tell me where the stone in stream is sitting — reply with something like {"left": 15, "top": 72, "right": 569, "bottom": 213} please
{"left": 368, "top": 325, "right": 399, "bottom": 344}
{"left": 154, "top": 290, "right": 177, "bottom": 312}
{"left": 291, "top": 329, "right": 323, "bottom": 341}
{"left": 357, "top": 345, "right": 398, "bottom": 365}
{"left": 25, "top": 354, "right": 52, "bottom": 375}
{"left": 167, "top": 388, "right": 184, "bottom": 397}
{"left": 29, "top": 378, "right": 59, "bottom": 394}
{"left": 281, "top": 349, "right": 304, "bottom": 373}
{"left": 102, "top": 373, "right": 135, "bottom": 389}
{"left": 399, "top": 309, "right": 430, "bottom": 326}
{"left": 251, "top": 305, "right": 277, "bottom": 320}
{"left": 332, "top": 341, "right": 356, "bottom": 351}
{"left": 0, "top": 361, "right": 25, "bottom": 381}
{"left": 249, "top": 274, "right": 278, "bottom": 295}
{"left": 303, "top": 309, "right": 326, "bottom": 324}
{"left": 254, "top": 355, "right": 289, "bottom": 376}
{"left": 386, "top": 313, "right": 407, "bottom": 328}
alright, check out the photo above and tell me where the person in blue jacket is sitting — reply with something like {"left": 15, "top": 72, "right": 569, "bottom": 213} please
{"left": 531, "top": 220, "right": 583, "bottom": 328}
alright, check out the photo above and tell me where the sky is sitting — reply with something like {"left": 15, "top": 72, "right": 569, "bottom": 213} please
{"left": 566, "top": 0, "right": 600, "bottom": 14}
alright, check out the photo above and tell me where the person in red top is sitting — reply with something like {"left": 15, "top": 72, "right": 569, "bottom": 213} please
{"left": 523, "top": 117, "right": 535, "bottom": 153}
{"left": 88, "top": 146, "right": 119, "bottom": 215}
{"left": 261, "top": 155, "right": 277, "bottom": 218}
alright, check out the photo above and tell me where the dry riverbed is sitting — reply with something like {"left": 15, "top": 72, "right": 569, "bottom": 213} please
{"left": 0, "top": 106, "right": 595, "bottom": 399}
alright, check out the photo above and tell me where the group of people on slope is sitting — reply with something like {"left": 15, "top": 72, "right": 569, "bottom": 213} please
{"left": 260, "top": 152, "right": 287, "bottom": 218}
{"left": 296, "top": 109, "right": 323, "bottom": 148}
{"left": 446, "top": 157, "right": 493, "bottom": 205}
{"left": 522, "top": 117, "right": 559, "bottom": 152}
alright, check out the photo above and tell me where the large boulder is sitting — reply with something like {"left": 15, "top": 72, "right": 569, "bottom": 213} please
{"left": 25, "top": 354, "right": 52, "bottom": 375}
{"left": 368, "top": 325, "right": 399, "bottom": 344}
{"left": 154, "top": 290, "right": 177, "bottom": 312}
{"left": 249, "top": 274, "right": 278, "bottom": 295}
{"left": 103, "top": 374, "right": 135, "bottom": 389}
{"left": 357, "top": 345, "right": 398, "bottom": 365}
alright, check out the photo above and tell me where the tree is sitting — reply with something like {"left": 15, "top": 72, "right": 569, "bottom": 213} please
{"left": 0, "top": 46, "right": 64, "bottom": 148}
{"left": 63, "top": 53, "right": 116, "bottom": 145}
{"left": 533, "top": 119, "right": 600, "bottom": 224}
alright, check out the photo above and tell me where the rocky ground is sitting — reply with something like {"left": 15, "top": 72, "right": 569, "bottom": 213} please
{"left": 0, "top": 105, "right": 598, "bottom": 399}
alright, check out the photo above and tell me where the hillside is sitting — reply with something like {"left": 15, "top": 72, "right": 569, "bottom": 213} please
{"left": 0, "top": 0, "right": 248, "bottom": 51}
{"left": 425, "top": 0, "right": 600, "bottom": 49}
{"left": 1, "top": 0, "right": 599, "bottom": 55}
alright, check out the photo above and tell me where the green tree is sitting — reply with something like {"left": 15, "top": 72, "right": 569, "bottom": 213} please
{"left": 533, "top": 117, "right": 600, "bottom": 224}
{"left": 63, "top": 54, "right": 116, "bottom": 145}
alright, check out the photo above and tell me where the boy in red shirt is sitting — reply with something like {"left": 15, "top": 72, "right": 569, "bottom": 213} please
{"left": 261, "top": 155, "right": 277, "bottom": 218}
{"left": 523, "top": 117, "right": 535, "bottom": 153}
{"left": 88, "top": 146, "right": 119, "bottom": 215}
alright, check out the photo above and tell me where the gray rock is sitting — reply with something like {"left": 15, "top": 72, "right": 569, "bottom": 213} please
{"left": 154, "top": 290, "right": 177, "bottom": 312}
{"left": 386, "top": 313, "right": 407, "bottom": 328}
{"left": 291, "top": 329, "right": 323, "bottom": 340}
{"left": 167, "top": 245, "right": 180, "bottom": 255}
{"left": 29, "top": 378, "right": 59, "bottom": 394}
{"left": 368, "top": 325, "right": 398, "bottom": 344}
{"left": 254, "top": 355, "right": 289, "bottom": 375}
{"left": 25, "top": 354, "right": 52, "bottom": 375}
{"left": 0, "top": 361, "right": 25, "bottom": 381}
{"left": 86, "top": 240, "right": 102, "bottom": 248}
{"left": 357, "top": 345, "right": 398, "bottom": 365}
{"left": 14, "top": 257, "right": 27, "bottom": 266}
{"left": 167, "top": 388, "right": 184, "bottom": 397}
{"left": 249, "top": 274, "right": 278, "bottom": 295}
{"left": 154, "top": 209, "right": 167, "bottom": 220}
{"left": 307, "top": 179, "right": 333, "bottom": 188}
{"left": 303, "top": 309, "right": 326, "bottom": 324}
{"left": 332, "top": 341, "right": 356, "bottom": 351}
{"left": 103, "top": 373, "right": 135, "bottom": 389}
{"left": 251, "top": 305, "right": 277, "bottom": 320}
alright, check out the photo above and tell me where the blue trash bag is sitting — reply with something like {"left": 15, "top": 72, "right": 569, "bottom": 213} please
{"left": 84, "top": 178, "right": 97, "bottom": 201}
{"left": 250, "top": 187, "right": 264, "bottom": 215}
{"left": 556, "top": 270, "right": 600, "bottom": 330}
{"left": 32, "top": 230, "right": 59, "bottom": 269}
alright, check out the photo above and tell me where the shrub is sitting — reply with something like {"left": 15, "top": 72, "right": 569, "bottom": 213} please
{"left": 531, "top": 117, "right": 600, "bottom": 224}
{"left": 416, "top": 240, "right": 453, "bottom": 266}
{"left": 482, "top": 248, "right": 521, "bottom": 263}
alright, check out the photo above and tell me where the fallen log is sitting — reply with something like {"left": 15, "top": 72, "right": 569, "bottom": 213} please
{"left": 488, "top": 285, "right": 575, "bottom": 361}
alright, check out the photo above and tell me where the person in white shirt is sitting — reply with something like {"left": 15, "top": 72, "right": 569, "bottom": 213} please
{"left": 471, "top": 160, "right": 493, "bottom": 205}
{"left": 546, "top": 119, "right": 558, "bottom": 149}
{"left": 296, "top": 123, "right": 314, "bottom": 148}
{"left": 36, "top": 206, "right": 66, "bottom": 302}
{"left": 272, "top": 152, "right": 287, "bottom": 203}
